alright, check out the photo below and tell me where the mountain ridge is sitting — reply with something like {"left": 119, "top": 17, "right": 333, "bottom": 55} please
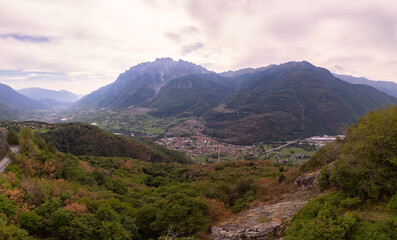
{"left": 72, "top": 59, "right": 397, "bottom": 144}
{"left": 334, "top": 73, "right": 397, "bottom": 98}
{"left": 18, "top": 87, "right": 81, "bottom": 103}
{"left": 76, "top": 58, "right": 211, "bottom": 109}
{"left": 0, "top": 83, "right": 47, "bottom": 110}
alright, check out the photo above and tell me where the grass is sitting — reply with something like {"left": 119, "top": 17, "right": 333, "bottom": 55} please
{"left": 194, "top": 156, "right": 206, "bottom": 163}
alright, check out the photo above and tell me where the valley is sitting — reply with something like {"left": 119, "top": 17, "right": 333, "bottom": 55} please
{"left": 0, "top": 58, "right": 396, "bottom": 240}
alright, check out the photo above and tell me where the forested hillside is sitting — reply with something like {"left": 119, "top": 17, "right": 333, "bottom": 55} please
{"left": 0, "top": 126, "right": 297, "bottom": 239}
{"left": 285, "top": 107, "right": 397, "bottom": 239}
{"left": 40, "top": 123, "right": 189, "bottom": 163}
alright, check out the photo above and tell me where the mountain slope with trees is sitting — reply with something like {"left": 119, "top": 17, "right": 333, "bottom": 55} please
{"left": 141, "top": 73, "right": 233, "bottom": 117}
{"left": 0, "top": 83, "right": 46, "bottom": 110}
{"left": 0, "top": 124, "right": 296, "bottom": 239}
{"left": 76, "top": 58, "right": 211, "bottom": 109}
{"left": 40, "top": 123, "right": 189, "bottom": 163}
{"left": 73, "top": 59, "right": 397, "bottom": 144}
{"left": 334, "top": 73, "right": 397, "bottom": 98}
{"left": 204, "top": 61, "right": 397, "bottom": 144}
{"left": 285, "top": 106, "right": 397, "bottom": 240}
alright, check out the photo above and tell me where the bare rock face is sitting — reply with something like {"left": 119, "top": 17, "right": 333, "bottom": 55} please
{"left": 210, "top": 199, "right": 308, "bottom": 240}
{"left": 293, "top": 172, "right": 319, "bottom": 190}
{"left": 210, "top": 174, "right": 321, "bottom": 240}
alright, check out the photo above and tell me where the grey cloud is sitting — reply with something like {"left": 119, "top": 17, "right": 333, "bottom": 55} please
{"left": 165, "top": 32, "right": 181, "bottom": 42}
{"left": 0, "top": 33, "right": 50, "bottom": 43}
{"left": 182, "top": 42, "right": 204, "bottom": 54}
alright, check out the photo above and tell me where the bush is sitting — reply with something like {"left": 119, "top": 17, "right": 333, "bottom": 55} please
{"left": 285, "top": 194, "right": 357, "bottom": 240}
{"left": 17, "top": 211, "right": 42, "bottom": 233}
{"left": 0, "top": 194, "right": 16, "bottom": 218}
{"left": 350, "top": 220, "right": 396, "bottom": 240}
{"left": 332, "top": 107, "right": 397, "bottom": 200}
{"left": 300, "top": 139, "right": 343, "bottom": 172}
{"left": 318, "top": 165, "right": 330, "bottom": 189}
{"left": 388, "top": 192, "right": 397, "bottom": 214}
{"left": 6, "top": 129, "right": 18, "bottom": 145}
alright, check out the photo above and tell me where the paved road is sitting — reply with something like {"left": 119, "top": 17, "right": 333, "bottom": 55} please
{"left": 265, "top": 138, "right": 302, "bottom": 153}
{"left": 254, "top": 138, "right": 302, "bottom": 157}
{"left": 0, "top": 146, "right": 19, "bottom": 173}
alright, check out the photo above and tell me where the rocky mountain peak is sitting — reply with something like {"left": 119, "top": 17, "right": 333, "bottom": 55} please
{"left": 126, "top": 57, "right": 209, "bottom": 77}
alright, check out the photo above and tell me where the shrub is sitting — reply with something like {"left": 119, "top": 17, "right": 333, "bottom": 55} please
{"left": 350, "top": 220, "right": 396, "bottom": 240}
{"left": 332, "top": 107, "right": 397, "bottom": 200}
{"left": 318, "top": 165, "right": 330, "bottom": 189}
{"left": 17, "top": 211, "right": 42, "bottom": 233}
{"left": 388, "top": 192, "right": 397, "bottom": 214}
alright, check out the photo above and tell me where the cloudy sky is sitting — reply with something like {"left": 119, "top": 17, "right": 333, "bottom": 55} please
{"left": 0, "top": 0, "right": 396, "bottom": 94}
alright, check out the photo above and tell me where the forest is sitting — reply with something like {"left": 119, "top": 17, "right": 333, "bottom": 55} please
{"left": 285, "top": 107, "right": 397, "bottom": 240}
{"left": 0, "top": 107, "right": 396, "bottom": 239}
{"left": 0, "top": 125, "right": 296, "bottom": 239}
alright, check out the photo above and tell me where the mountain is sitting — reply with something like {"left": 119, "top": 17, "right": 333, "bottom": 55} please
{"left": 334, "top": 73, "right": 397, "bottom": 98}
{"left": 0, "top": 102, "right": 20, "bottom": 120}
{"left": 0, "top": 83, "right": 46, "bottom": 112}
{"left": 18, "top": 87, "right": 81, "bottom": 103}
{"left": 73, "top": 59, "right": 396, "bottom": 144}
{"left": 76, "top": 58, "right": 211, "bottom": 109}
{"left": 203, "top": 61, "right": 397, "bottom": 144}
{"left": 141, "top": 73, "right": 233, "bottom": 117}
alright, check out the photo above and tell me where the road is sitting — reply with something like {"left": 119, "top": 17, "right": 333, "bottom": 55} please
{"left": 265, "top": 138, "right": 302, "bottom": 153}
{"left": 0, "top": 146, "right": 19, "bottom": 173}
{"left": 254, "top": 138, "right": 302, "bottom": 157}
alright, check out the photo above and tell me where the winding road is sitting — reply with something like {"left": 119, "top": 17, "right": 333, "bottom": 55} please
{"left": 0, "top": 146, "right": 19, "bottom": 173}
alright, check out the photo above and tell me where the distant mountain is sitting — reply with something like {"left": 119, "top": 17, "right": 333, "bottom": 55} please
{"left": 141, "top": 73, "right": 232, "bottom": 117}
{"left": 0, "top": 102, "right": 19, "bottom": 120}
{"left": 19, "top": 87, "right": 80, "bottom": 103}
{"left": 76, "top": 58, "right": 211, "bottom": 109}
{"left": 334, "top": 73, "right": 397, "bottom": 98}
{"left": 0, "top": 83, "right": 46, "bottom": 111}
{"left": 74, "top": 59, "right": 396, "bottom": 144}
{"left": 203, "top": 61, "right": 397, "bottom": 144}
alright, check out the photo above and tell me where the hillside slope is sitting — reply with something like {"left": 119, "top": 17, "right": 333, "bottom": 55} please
{"left": 41, "top": 123, "right": 189, "bottom": 163}
{"left": 204, "top": 61, "right": 396, "bottom": 144}
{"left": 0, "top": 83, "right": 46, "bottom": 110}
{"left": 335, "top": 73, "right": 397, "bottom": 98}
{"left": 76, "top": 58, "right": 210, "bottom": 109}
{"left": 141, "top": 73, "right": 232, "bottom": 117}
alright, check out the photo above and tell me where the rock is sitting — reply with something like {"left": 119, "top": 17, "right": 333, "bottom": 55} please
{"left": 209, "top": 196, "right": 311, "bottom": 240}
{"left": 294, "top": 172, "right": 319, "bottom": 190}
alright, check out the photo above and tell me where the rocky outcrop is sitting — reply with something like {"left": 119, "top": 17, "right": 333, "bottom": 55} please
{"left": 293, "top": 172, "right": 319, "bottom": 190}
{"left": 210, "top": 173, "right": 322, "bottom": 240}
{"left": 210, "top": 194, "right": 312, "bottom": 240}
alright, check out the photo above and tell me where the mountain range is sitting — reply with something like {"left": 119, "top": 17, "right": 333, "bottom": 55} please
{"left": 0, "top": 58, "right": 395, "bottom": 143}
{"left": 0, "top": 84, "right": 82, "bottom": 119}
{"left": 19, "top": 87, "right": 81, "bottom": 104}
{"left": 75, "top": 58, "right": 397, "bottom": 144}
{"left": 0, "top": 83, "right": 47, "bottom": 120}
{"left": 334, "top": 73, "right": 397, "bottom": 98}
{"left": 76, "top": 58, "right": 211, "bottom": 109}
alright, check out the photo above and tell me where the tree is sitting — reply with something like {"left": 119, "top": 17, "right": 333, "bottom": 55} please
{"left": 332, "top": 107, "right": 397, "bottom": 200}
{"left": 17, "top": 211, "right": 42, "bottom": 233}
{"left": 6, "top": 129, "right": 18, "bottom": 145}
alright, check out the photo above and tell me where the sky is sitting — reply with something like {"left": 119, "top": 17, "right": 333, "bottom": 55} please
{"left": 0, "top": 0, "right": 397, "bottom": 94}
